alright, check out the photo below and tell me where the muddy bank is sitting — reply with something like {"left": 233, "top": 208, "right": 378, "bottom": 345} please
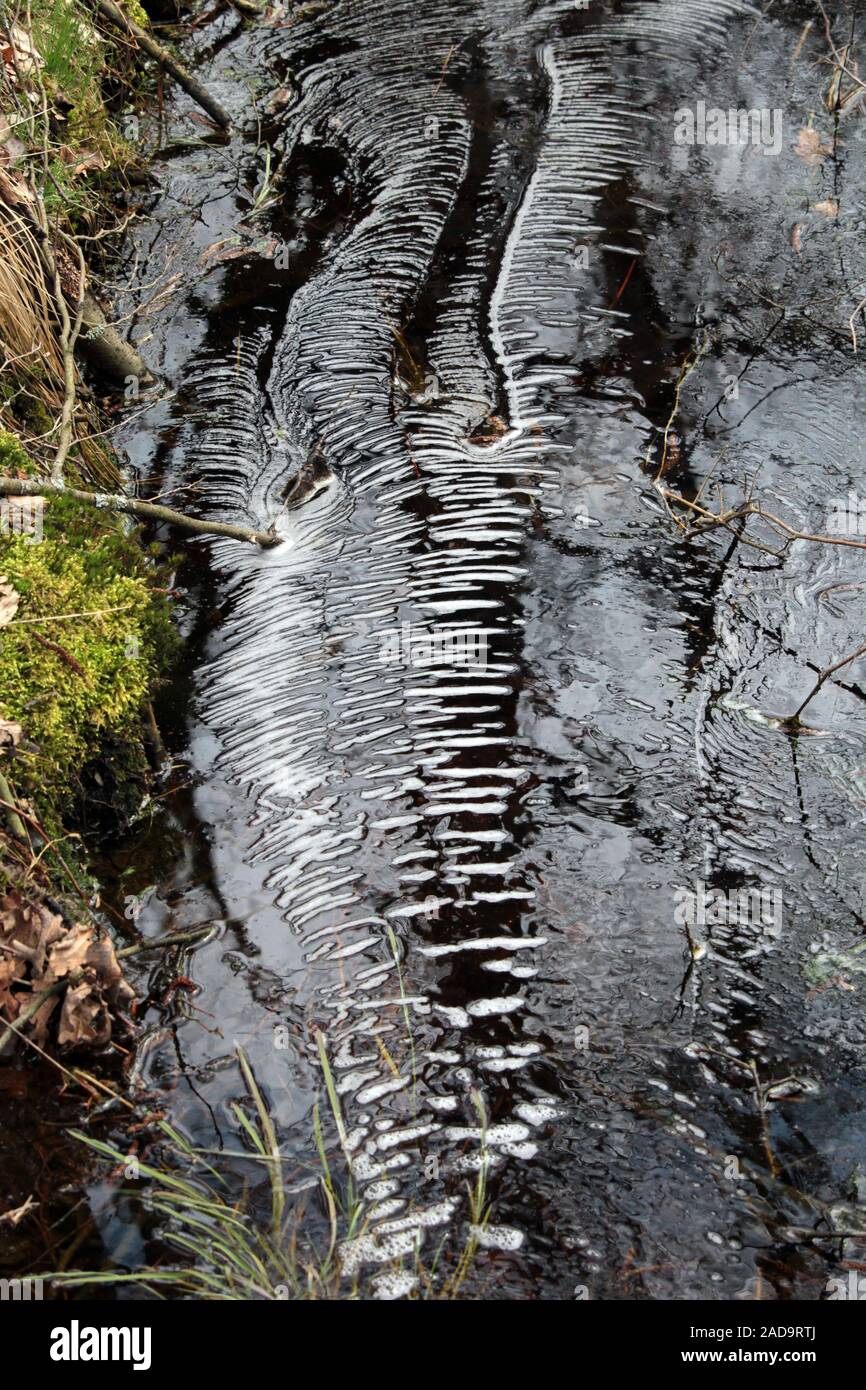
{"left": 0, "top": 0, "right": 190, "bottom": 1280}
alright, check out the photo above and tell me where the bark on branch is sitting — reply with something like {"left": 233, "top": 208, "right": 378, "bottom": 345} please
{"left": 0, "top": 479, "right": 282, "bottom": 548}
{"left": 78, "top": 294, "right": 155, "bottom": 387}
{"left": 93, "top": 0, "right": 232, "bottom": 130}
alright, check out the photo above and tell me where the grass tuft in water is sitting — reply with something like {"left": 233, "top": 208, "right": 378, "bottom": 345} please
{"left": 53, "top": 1046, "right": 352, "bottom": 1300}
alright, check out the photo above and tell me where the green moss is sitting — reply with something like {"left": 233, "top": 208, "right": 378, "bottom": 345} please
{"left": 29, "top": 0, "right": 138, "bottom": 227}
{"left": 0, "top": 431, "right": 33, "bottom": 475}
{"left": 124, "top": 0, "right": 150, "bottom": 28}
{"left": 0, "top": 497, "right": 177, "bottom": 816}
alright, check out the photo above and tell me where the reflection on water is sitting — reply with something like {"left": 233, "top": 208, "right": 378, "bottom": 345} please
{"left": 87, "top": 0, "right": 866, "bottom": 1297}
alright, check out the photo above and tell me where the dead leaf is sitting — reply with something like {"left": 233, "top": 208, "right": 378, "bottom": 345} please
{"left": 468, "top": 414, "right": 509, "bottom": 445}
{"left": 813, "top": 198, "right": 839, "bottom": 217}
{"left": 1, "top": 25, "right": 44, "bottom": 76}
{"left": 0, "top": 896, "right": 65, "bottom": 1023}
{"left": 46, "top": 921, "right": 94, "bottom": 979}
{"left": 187, "top": 110, "right": 222, "bottom": 131}
{"left": 0, "top": 893, "right": 134, "bottom": 1052}
{"left": 86, "top": 934, "right": 135, "bottom": 1010}
{"left": 0, "top": 166, "right": 35, "bottom": 208}
{"left": 794, "top": 127, "right": 831, "bottom": 164}
{"left": 0, "top": 578, "right": 20, "bottom": 628}
{"left": 268, "top": 87, "right": 295, "bottom": 111}
{"left": 0, "top": 135, "right": 27, "bottom": 167}
{"left": 790, "top": 222, "right": 803, "bottom": 254}
{"left": 57, "top": 144, "right": 108, "bottom": 175}
{"left": 57, "top": 979, "right": 109, "bottom": 1047}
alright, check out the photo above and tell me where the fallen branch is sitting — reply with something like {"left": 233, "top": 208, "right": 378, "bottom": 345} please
{"left": 92, "top": 0, "right": 232, "bottom": 130}
{"left": 0, "top": 478, "right": 282, "bottom": 548}
{"left": 78, "top": 293, "right": 155, "bottom": 387}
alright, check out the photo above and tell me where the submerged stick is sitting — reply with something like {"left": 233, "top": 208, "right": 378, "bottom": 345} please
{"left": 118, "top": 926, "right": 213, "bottom": 957}
{"left": 93, "top": 0, "right": 232, "bottom": 130}
{"left": 0, "top": 479, "right": 281, "bottom": 548}
{"left": 789, "top": 642, "right": 866, "bottom": 724}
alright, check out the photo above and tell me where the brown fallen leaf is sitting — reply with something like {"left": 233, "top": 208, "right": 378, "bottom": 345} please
{"left": 268, "top": 87, "right": 295, "bottom": 111}
{"left": 0, "top": 166, "right": 34, "bottom": 207}
{"left": 1, "top": 25, "right": 44, "bottom": 76}
{"left": 0, "top": 896, "right": 65, "bottom": 1023}
{"left": 45, "top": 921, "right": 94, "bottom": 979}
{"left": 813, "top": 198, "right": 839, "bottom": 217}
{"left": 198, "top": 237, "right": 240, "bottom": 266}
{"left": 794, "top": 127, "right": 831, "bottom": 164}
{"left": 0, "top": 893, "right": 134, "bottom": 1052}
{"left": 0, "top": 135, "right": 27, "bottom": 167}
{"left": 468, "top": 414, "right": 510, "bottom": 446}
{"left": 790, "top": 222, "right": 803, "bottom": 254}
{"left": 57, "top": 144, "right": 108, "bottom": 175}
{"left": 87, "top": 935, "right": 133, "bottom": 1001}
{"left": 58, "top": 979, "right": 109, "bottom": 1048}
{"left": 187, "top": 110, "right": 223, "bottom": 131}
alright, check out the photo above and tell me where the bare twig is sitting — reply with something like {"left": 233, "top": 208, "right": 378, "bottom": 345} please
{"left": 789, "top": 643, "right": 866, "bottom": 724}
{"left": 117, "top": 925, "right": 213, "bottom": 957}
{"left": 658, "top": 485, "right": 866, "bottom": 559}
{"left": 44, "top": 241, "right": 84, "bottom": 482}
{"left": 849, "top": 293, "right": 866, "bottom": 353}
{"left": 815, "top": 0, "right": 866, "bottom": 96}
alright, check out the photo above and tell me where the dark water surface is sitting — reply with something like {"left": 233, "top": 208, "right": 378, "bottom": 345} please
{"left": 88, "top": 0, "right": 866, "bottom": 1298}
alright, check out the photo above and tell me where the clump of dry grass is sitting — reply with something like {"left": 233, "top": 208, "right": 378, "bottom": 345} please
{"left": 0, "top": 202, "right": 69, "bottom": 449}
{"left": 0, "top": 0, "right": 140, "bottom": 486}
